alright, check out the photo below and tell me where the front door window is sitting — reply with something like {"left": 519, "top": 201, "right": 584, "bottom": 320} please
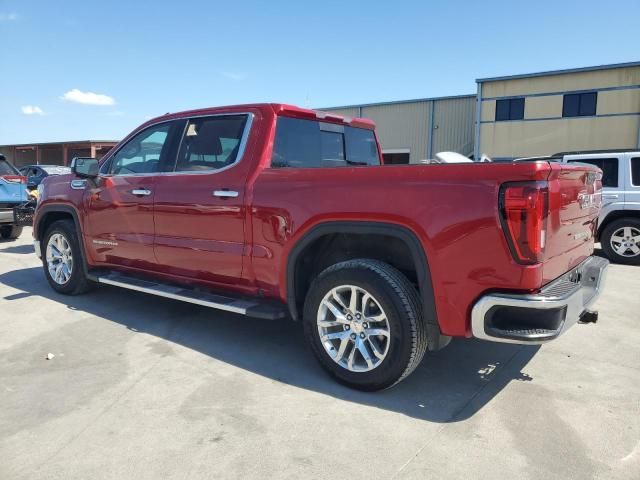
{"left": 109, "top": 124, "right": 172, "bottom": 175}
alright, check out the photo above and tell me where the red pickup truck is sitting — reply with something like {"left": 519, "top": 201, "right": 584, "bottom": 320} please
{"left": 33, "top": 103, "right": 608, "bottom": 390}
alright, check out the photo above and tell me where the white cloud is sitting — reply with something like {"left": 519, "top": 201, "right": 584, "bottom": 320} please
{"left": 21, "top": 105, "right": 44, "bottom": 115}
{"left": 0, "top": 13, "right": 18, "bottom": 21}
{"left": 61, "top": 88, "right": 115, "bottom": 106}
{"left": 221, "top": 71, "right": 247, "bottom": 81}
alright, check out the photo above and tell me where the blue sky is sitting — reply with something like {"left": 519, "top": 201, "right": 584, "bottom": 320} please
{"left": 0, "top": 0, "right": 638, "bottom": 144}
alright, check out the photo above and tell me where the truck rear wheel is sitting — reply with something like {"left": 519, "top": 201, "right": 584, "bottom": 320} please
{"left": 601, "top": 218, "right": 640, "bottom": 265}
{"left": 42, "top": 220, "right": 93, "bottom": 295}
{"left": 0, "top": 225, "right": 23, "bottom": 240}
{"left": 303, "top": 259, "right": 427, "bottom": 391}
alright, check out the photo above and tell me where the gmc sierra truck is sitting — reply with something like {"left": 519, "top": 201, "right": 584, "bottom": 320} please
{"left": 33, "top": 103, "right": 608, "bottom": 390}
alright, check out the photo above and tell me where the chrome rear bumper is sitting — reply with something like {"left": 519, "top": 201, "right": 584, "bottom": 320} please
{"left": 471, "top": 256, "right": 609, "bottom": 344}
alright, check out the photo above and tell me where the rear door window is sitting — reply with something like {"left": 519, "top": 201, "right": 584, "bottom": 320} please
{"left": 567, "top": 157, "right": 619, "bottom": 187}
{"left": 271, "top": 116, "right": 379, "bottom": 168}
{"left": 174, "top": 115, "right": 249, "bottom": 172}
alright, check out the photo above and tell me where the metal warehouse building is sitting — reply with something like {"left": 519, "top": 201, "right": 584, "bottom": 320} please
{"left": 322, "top": 94, "right": 476, "bottom": 164}
{"left": 475, "top": 61, "right": 640, "bottom": 160}
{"left": 322, "top": 61, "right": 640, "bottom": 163}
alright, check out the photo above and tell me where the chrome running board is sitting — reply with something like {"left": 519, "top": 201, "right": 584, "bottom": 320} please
{"left": 94, "top": 271, "right": 287, "bottom": 320}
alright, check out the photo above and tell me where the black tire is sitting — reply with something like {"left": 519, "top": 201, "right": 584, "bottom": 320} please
{"left": 42, "top": 219, "right": 93, "bottom": 294}
{"left": 600, "top": 218, "right": 640, "bottom": 266}
{"left": 0, "top": 225, "right": 23, "bottom": 240}
{"left": 303, "top": 259, "right": 427, "bottom": 391}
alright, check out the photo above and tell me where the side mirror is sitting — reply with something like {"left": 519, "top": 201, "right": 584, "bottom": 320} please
{"left": 71, "top": 157, "right": 99, "bottom": 178}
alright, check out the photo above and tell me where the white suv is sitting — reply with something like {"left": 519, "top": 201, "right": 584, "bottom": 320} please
{"left": 557, "top": 150, "right": 640, "bottom": 265}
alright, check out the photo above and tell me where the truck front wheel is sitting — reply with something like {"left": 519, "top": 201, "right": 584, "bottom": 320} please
{"left": 42, "top": 220, "right": 93, "bottom": 294}
{"left": 303, "top": 259, "right": 427, "bottom": 391}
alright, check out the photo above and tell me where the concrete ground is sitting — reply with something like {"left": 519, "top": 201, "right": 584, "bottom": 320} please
{"left": 0, "top": 229, "right": 638, "bottom": 480}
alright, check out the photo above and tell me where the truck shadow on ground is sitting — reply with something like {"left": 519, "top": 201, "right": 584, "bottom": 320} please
{"left": 0, "top": 243, "right": 35, "bottom": 254}
{"left": 1, "top": 266, "right": 540, "bottom": 423}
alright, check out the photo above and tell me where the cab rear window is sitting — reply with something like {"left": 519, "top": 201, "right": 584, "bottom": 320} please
{"left": 271, "top": 116, "right": 379, "bottom": 168}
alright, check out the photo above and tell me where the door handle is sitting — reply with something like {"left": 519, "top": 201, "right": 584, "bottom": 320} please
{"left": 213, "top": 190, "right": 239, "bottom": 198}
{"left": 131, "top": 188, "right": 152, "bottom": 196}
{"left": 602, "top": 194, "right": 619, "bottom": 199}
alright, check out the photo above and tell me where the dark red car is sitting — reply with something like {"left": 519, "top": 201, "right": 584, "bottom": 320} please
{"left": 33, "top": 103, "right": 608, "bottom": 390}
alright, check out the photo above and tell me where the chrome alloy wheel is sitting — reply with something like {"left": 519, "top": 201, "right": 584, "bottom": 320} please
{"left": 610, "top": 226, "right": 640, "bottom": 257}
{"left": 317, "top": 285, "right": 391, "bottom": 372}
{"left": 46, "top": 233, "right": 73, "bottom": 285}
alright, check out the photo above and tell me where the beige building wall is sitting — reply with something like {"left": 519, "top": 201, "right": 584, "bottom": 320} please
{"left": 480, "top": 116, "right": 639, "bottom": 158}
{"left": 432, "top": 96, "right": 476, "bottom": 155}
{"left": 524, "top": 95, "right": 562, "bottom": 119}
{"left": 361, "top": 102, "right": 430, "bottom": 162}
{"left": 482, "top": 65, "right": 640, "bottom": 98}
{"left": 598, "top": 89, "right": 640, "bottom": 114}
{"left": 479, "top": 64, "right": 640, "bottom": 158}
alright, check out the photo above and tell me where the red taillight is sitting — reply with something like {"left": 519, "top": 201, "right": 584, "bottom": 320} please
{"left": 500, "top": 181, "right": 549, "bottom": 265}
{"left": 0, "top": 175, "right": 26, "bottom": 184}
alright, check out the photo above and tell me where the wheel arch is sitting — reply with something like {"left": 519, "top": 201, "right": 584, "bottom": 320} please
{"left": 285, "top": 221, "right": 448, "bottom": 351}
{"left": 36, "top": 204, "right": 92, "bottom": 277}
{"left": 597, "top": 210, "right": 640, "bottom": 241}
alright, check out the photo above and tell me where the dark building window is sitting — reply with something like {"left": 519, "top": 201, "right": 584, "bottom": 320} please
{"left": 568, "top": 158, "right": 618, "bottom": 187}
{"left": 562, "top": 92, "right": 597, "bottom": 117}
{"left": 495, "top": 98, "right": 525, "bottom": 121}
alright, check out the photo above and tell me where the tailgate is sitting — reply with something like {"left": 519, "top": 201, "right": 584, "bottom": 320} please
{"left": 542, "top": 162, "right": 602, "bottom": 283}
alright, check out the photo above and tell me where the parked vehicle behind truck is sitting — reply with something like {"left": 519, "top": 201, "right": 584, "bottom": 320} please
{"left": 555, "top": 150, "right": 640, "bottom": 265}
{"left": 0, "top": 154, "right": 29, "bottom": 240}
{"left": 32, "top": 104, "right": 608, "bottom": 390}
{"left": 19, "top": 165, "right": 72, "bottom": 190}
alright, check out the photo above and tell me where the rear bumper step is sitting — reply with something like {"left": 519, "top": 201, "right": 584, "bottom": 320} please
{"left": 471, "top": 255, "right": 608, "bottom": 344}
{"left": 93, "top": 271, "right": 288, "bottom": 320}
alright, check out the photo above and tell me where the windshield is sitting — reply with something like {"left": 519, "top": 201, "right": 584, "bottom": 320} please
{"left": 0, "top": 159, "right": 20, "bottom": 176}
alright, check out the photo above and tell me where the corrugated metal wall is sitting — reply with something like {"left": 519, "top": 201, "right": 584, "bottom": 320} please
{"left": 360, "top": 102, "right": 430, "bottom": 162}
{"left": 323, "top": 96, "right": 475, "bottom": 162}
{"left": 432, "top": 96, "right": 476, "bottom": 156}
